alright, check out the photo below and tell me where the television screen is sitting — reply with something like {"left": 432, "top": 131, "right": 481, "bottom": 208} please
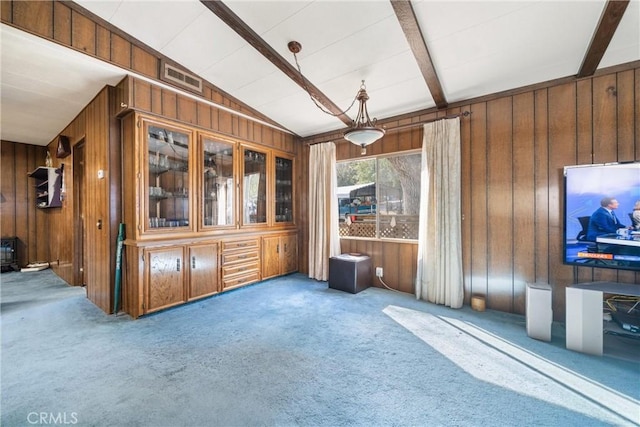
{"left": 563, "top": 162, "right": 640, "bottom": 271}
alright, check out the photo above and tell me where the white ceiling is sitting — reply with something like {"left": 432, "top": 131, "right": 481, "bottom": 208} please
{"left": 1, "top": 0, "right": 639, "bottom": 146}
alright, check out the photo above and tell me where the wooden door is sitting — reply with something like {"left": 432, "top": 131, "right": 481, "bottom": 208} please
{"left": 145, "top": 246, "right": 185, "bottom": 313}
{"left": 188, "top": 243, "right": 219, "bottom": 300}
{"left": 282, "top": 234, "right": 298, "bottom": 274}
{"left": 262, "top": 236, "right": 281, "bottom": 279}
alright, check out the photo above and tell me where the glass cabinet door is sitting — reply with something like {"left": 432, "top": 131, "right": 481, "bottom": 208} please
{"left": 275, "top": 155, "right": 293, "bottom": 223}
{"left": 145, "top": 122, "right": 191, "bottom": 232}
{"left": 201, "top": 136, "right": 234, "bottom": 228}
{"left": 242, "top": 147, "right": 267, "bottom": 225}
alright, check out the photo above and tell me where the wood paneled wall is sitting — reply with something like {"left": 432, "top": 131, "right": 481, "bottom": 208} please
{"left": 0, "top": 142, "right": 48, "bottom": 267}
{"left": 301, "top": 64, "right": 639, "bottom": 320}
{"left": 118, "top": 77, "right": 296, "bottom": 154}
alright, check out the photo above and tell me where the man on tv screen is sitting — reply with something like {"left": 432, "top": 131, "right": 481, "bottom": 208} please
{"left": 586, "top": 197, "right": 628, "bottom": 241}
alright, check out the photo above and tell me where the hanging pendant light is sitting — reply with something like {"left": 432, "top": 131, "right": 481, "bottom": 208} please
{"left": 343, "top": 81, "right": 385, "bottom": 154}
{"left": 288, "top": 41, "right": 385, "bottom": 154}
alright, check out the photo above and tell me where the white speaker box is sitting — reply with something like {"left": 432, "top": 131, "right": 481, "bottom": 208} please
{"left": 526, "top": 283, "right": 553, "bottom": 342}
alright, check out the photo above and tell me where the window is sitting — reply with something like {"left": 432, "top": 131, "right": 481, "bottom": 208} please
{"left": 337, "top": 151, "right": 421, "bottom": 240}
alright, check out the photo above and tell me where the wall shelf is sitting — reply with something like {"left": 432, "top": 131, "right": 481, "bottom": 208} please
{"left": 28, "top": 166, "right": 62, "bottom": 208}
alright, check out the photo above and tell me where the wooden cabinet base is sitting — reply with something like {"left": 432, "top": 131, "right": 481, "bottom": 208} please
{"left": 123, "top": 233, "right": 296, "bottom": 318}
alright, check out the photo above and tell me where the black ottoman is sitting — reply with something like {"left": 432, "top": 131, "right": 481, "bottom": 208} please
{"left": 328, "top": 254, "right": 372, "bottom": 294}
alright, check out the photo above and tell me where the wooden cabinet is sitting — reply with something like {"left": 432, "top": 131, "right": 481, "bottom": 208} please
{"left": 281, "top": 233, "right": 298, "bottom": 274}
{"left": 123, "top": 113, "right": 296, "bottom": 238}
{"left": 144, "top": 246, "right": 185, "bottom": 313}
{"left": 221, "top": 237, "right": 260, "bottom": 291}
{"left": 262, "top": 233, "right": 298, "bottom": 279}
{"left": 121, "top": 112, "right": 298, "bottom": 318}
{"left": 127, "top": 240, "right": 221, "bottom": 317}
{"left": 187, "top": 242, "right": 219, "bottom": 300}
{"left": 28, "top": 166, "right": 63, "bottom": 208}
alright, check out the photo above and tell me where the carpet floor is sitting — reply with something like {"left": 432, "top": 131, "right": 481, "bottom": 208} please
{"left": 1, "top": 270, "right": 639, "bottom": 426}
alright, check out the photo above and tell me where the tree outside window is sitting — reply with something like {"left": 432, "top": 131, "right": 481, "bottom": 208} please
{"left": 337, "top": 151, "right": 421, "bottom": 240}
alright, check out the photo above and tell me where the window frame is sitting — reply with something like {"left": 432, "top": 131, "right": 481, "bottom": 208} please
{"left": 336, "top": 149, "right": 421, "bottom": 242}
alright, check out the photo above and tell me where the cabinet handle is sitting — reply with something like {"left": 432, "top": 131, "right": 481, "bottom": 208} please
{"left": 238, "top": 254, "right": 247, "bottom": 259}
{"left": 177, "top": 258, "right": 181, "bottom": 272}
{"left": 277, "top": 244, "right": 279, "bottom": 254}
{"left": 192, "top": 256, "right": 196, "bottom": 269}
{"left": 284, "top": 243, "right": 287, "bottom": 252}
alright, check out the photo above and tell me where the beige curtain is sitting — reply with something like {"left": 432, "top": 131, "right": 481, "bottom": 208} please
{"left": 416, "top": 117, "right": 464, "bottom": 308}
{"left": 308, "top": 142, "right": 341, "bottom": 280}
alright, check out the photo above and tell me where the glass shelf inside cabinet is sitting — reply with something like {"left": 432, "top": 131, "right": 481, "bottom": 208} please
{"left": 243, "top": 149, "right": 267, "bottom": 224}
{"left": 275, "top": 156, "right": 293, "bottom": 222}
{"left": 147, "top": 124, "right": 190, "bottom": 230}
{"left": 202, "top": 138, "right": 234, "bottom": 227}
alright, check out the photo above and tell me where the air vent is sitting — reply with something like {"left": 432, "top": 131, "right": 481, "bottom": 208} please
{"left": 162, "top": 62, "right": 203, "bottom": 94}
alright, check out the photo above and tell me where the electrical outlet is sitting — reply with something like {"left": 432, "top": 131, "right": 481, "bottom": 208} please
{"left": 376, "top": 267, "right": 383, "bottom": 277}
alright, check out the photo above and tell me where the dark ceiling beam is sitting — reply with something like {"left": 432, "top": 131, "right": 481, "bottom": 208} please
{"left": 391, "top": 0, "right": 447, "bottom": 109}
{"left": 200, "top": 0, "right": 352, "bottom": 126}
{"left": 577, "top": 0, "right": 630, "bottom": 78}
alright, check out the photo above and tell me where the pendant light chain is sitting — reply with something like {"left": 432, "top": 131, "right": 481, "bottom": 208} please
{"left": 290, "top": 49, "right": 359, "bottom": 119}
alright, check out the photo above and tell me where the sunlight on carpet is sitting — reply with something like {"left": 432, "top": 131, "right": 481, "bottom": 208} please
{"left": 383, "top": 305, "right": 639, "bottom": 426}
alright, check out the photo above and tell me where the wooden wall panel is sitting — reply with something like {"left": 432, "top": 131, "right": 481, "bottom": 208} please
{"left": 1, "top": 142, "right": 17, "bottom": 238}
{"left": 512, "top": 92, "right": 535, "bottom": 314}
{"left": 1, "top": 1, "right": 12, "bottom": 21}
{"left": 96, "top": 25, "right": 110, "bottom": 61}
{"left": 636, "top": 69, "right": 640, "bottom": 161}
{"left": 1, "top": 141, "right": 48, "bottom": 268}
{"left": 133, "top": 80, "right": 152, "bottom": 112}
{"left": 197, "top": 103, "right": 212, "bottom": 130}
{"left": 47, "top": 110, "right": 85, "bottom": 285}
{"left": 162, "top": 90, "right": 177, "bottom": 120}
{"left": 617, "top": 70, "right": 635, "bottom": 161}
{"left": 12, "top": 1, "right": 53, "bottom": 38}
{"left": 14, "top": 144, "right": 29, "bottom": 264}
{"left": 131, "top": 45, "right": 157, "bottom": 79}
{"left": 53, "top": 2, "right": 71, "bottom": 45}
{"left": 111, "top": 34, "right": 131, "bottom": 69}
{"left": 71, "top": 10, "right": 95, "bottom": 55}
{"left": 469, "top": 103, "right": 488, "bottom": 302}
{"left": 592, "top": 75, "right": 622, "bottom": 284}
{"left": 84, "top": 89, "right": 115, "bottom": 313}
{"left": 533, "top": 89, "right": 550, "bottom": 285}
{"left": 486, "top": 97, "right": 514, "bottom": 312}
{"left": 177, "top": 95, "right": 197, "bottom": 125}
{"left": 547, "top": 83, "right": 577, "bottom": 315}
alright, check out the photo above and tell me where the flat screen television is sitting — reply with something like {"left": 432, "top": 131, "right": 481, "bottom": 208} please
{"left": 563, "top": 162, "right": 640, "bottom": 271}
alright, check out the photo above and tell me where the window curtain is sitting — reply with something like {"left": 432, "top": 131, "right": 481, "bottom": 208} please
{"left": 415, "top": 117, "right": 464, "bottom": 308}
{"left": 308, "top": 142, "right": 341, "bottom": 280}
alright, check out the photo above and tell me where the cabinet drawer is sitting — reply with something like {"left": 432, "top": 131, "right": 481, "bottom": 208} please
{"left": 223, "top": 271, "right": 260, "bottom": 290}
{"left": 222, "top": 238, "right": 259, "bottom": 252}
{"left": 222, "top": 250, "right": 259, "bottom": 265}
{"left": 222, "top": 261, "right": 259, "bottom": 278}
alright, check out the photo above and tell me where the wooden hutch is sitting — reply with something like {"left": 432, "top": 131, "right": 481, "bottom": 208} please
{"left": 117, "top": 77, "right": 299, "bottom": 318}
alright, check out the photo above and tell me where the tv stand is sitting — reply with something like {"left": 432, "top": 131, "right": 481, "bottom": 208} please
{"left": 566, "top": 282, "right": 640, "bottom": 355}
